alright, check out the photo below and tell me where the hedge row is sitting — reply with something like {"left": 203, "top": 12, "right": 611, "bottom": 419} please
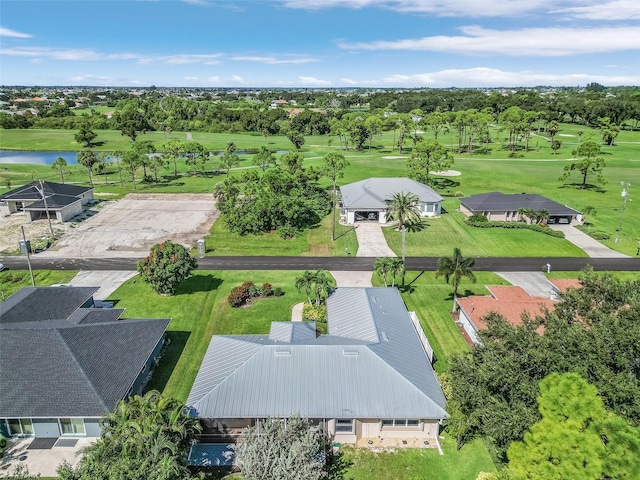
{"left": 465, "top": 219, "right": 565, "bottom": 238}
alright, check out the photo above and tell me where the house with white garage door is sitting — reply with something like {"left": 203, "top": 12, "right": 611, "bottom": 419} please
{"left": 339, "top": 178, "right": 443, "bottom": 224}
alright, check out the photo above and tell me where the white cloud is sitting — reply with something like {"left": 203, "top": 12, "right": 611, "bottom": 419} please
{"left": 337, "top": 25, "right": 640, "bottom": 56}
{"left": 341, "top": 78, "right": 359, "bottom": 85}
{"left": 0, "top": 27, "right": 33, "bottom": 38}
{"left": 380, "top": 67, "right": 640, "bottom": 87}
{"left": 298, "top": 75, "right": 331, "bottom": 85}
{"left": 228, "top": 75, "right": 246, "bottom": 84}
{"left": 231, "top": 55, "right": 319, "bottom": 64}
{"left": 1, "top": 46, "right": 224, "bottom": 64}
{"left": 278, "top": 0, "right": 577, "bottom": 17}
{"left": 551, "top": 0, "right": 640, "bottom": 20}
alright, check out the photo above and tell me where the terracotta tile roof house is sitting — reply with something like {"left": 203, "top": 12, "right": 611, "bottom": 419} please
{"left": 0, "top": 181, "right": 93, "bottom": 222}
{"left": 340, "top": 177, "right": 443, "bottom": 224}
{"left": 548, "top": 278, "right": 582, "bottom": 299}
{"left": 187, "top": 287, "right": 447, "bottom": 447}
{"left": 0, "top": 286, "right": 169, "bottom": 439}
{"left": 459, "top": 192, "right": 582, "bottom": 225}
{"left": 456, "top": 286, "right": 556, "bottom": 344}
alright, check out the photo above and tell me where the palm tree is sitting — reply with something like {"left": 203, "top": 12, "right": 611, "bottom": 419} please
{"left": 313, "top": 270, "right": 333, "bottom": 307}
{"left": 389, "top": 258, "right": 405, "bottom": 287}
{"left": 436, "top": 247, "right": 477, "bottom": 311}
{"left": 385, "top": 191, "right": 421, "bottom": 261}
{"left": 374, "top": 257, "right": 393, "bottom": 287}
{"left": 295, "top": 270, "right": 316, "bottom": 305}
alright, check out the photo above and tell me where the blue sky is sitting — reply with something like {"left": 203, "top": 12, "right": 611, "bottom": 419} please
{"left": 1, "top": 0, "right": 639, "bottom": 88}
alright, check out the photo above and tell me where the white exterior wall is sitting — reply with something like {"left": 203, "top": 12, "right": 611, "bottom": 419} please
{"left": 457, "top": 309, "right": 480, "bottom": 344}
{"left": 379, "top": 211, "right": 387, "bottom": 223}
{"left": 59, "top": 200, "right": 83, "bottom": 221}
{"left": 358, "top": 419, "right": 439, "bottom": 439}
{"left": 347, "top": 211, "right": 355, "bottom": 224}
{"left": 79, "top": 190, "right": 94, "bottom": 205}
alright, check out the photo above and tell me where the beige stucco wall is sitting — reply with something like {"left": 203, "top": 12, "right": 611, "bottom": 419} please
{"left": 59, "top": 200, "right": 83, "bottom": 221}
{"left": 357, "top": 419, "right": 440, "bottom": 439}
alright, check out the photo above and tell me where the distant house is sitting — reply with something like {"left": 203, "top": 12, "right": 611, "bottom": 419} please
{"left": 187, "top": 287, "right": 447, "bottom": 447}
{"left": 455, "top": 286, "right": 557, "bottom": 344}
{"left": 340, "top": 177, "right": 442, "bottom": 224}
{"left": 0, "top": 181, "right": 93, "bottom": 222}
{"left": 0, "top": 286, "right": 169, "bottom": 439}
{"left": 459, "top": 192, "right": 581, "bottom": 225}
{"left": 288, "top": 108, "right": 303, "bottom": 118}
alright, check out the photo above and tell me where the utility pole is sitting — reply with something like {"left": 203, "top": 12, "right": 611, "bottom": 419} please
{"left": 21, "top": 226, "right": 35, "bottom": 287}
{"left": 615, "top": 182, "right": 631, "bottom": 243}
{"left": 38, "top": 180, "right": 55, "bottom": 241}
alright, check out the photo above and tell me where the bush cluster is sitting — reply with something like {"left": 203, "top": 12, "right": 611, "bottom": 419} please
{"left": 302, "top": 304, "right": 327, "bottom": 322}
{"left": 228, "top": 282, "right": 280, "bottom": 307}
{"left": 465, "top": 218, "right": 565, "bottom": 238}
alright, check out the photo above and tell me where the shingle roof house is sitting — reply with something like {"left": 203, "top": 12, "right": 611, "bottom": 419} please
{"left": 459, "top": 192, "right": 581, "bottom": 225}
{"left": 339, "top": 178, "right": 443, "bottom": 224}
{"left": 188, "top": 287, "right": 447, "bottom": 446}
{"left": 0, "top": 181, "right": 93, "bottom": 222}
{"left": 0, "top": 286, "right": 169, "bottom": 438}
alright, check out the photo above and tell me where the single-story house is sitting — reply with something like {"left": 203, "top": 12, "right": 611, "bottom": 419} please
{"left": 339, "top": 178, "right": 443, "bottom": 224}
{"left": 0, "top": 181, "right": 94, "bottom": 222}
{"left": 459, "top": 192, "right": 581, "bottom": 225}
{"left": 0, "top": 286, "right": 170, "bottom": 439}
{"left": 187, "top": 287, "right": 448, "bottom": 447}
{"left": 455, "top": 286, "right": 557, "bottom": 344}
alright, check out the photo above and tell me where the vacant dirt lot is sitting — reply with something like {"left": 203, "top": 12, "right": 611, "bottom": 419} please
{"left": 36, "top": 194, "right": 218, "bottom": 258}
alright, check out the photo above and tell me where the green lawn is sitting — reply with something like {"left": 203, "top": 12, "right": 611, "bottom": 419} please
{"left": 0, "top": 269, "right": 77, "bottom": 299}
{"left": 204, "top": 210, "right": 358, "bottom": 256}
{"left": 382, "top": 200, "right": 588, "bottom": 258}
{"left": 108, "top": 270, "right": 308, "bottom": 402}
{"left": 339, "top": 437, "right": 496, "bottom": 480}
{"left": 372, "top": 271, "right": 509, "bottom": 373}
{"left": 2, "top": 123, "right": 639, "bottom": 256}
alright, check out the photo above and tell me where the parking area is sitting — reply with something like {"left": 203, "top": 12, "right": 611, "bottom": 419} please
{"left": 38, "top": 193, "right": 218, "bottom": 258}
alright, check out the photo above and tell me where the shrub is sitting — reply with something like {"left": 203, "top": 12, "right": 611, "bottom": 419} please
{"left": 228, "top": 286, "right": 248, "bottom": 307}
{"left": 261, "top": 282, "right": 273, "bottom": 297}
{"left": 302, "top": 304, "right": 327, "bottom": 322}
{"left": 273, "top": 287, "right": 284, "bottom": 297}
{"left": 469, "top": 213, "right": 488, "bottom": 223}
{"left": 464, "top": 218, "right": 565, "bottom": 238}
{"left": 277, "top": 225, "right": 298, "bottom": 239}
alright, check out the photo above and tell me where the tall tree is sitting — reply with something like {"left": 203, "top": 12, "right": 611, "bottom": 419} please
{"left": 74, "top": 123, "right": 97, "bottom": 148}
{"left": 231, "top": 416, "right": 326, "bottom": 480}
{"left": 219, "top": 142, "right": 240, "bottom": 175}
{"left": 406, "top": 139, "right": 452, "bottom": 186}
{"left": 162, "top": 139, "right": 185, "bottom": 178}
{"left": 559, "top": 140, "right": 607, "bottom": 189}
{"left": 51, "top": 156, "right": 67, "bottom": 184}
{"left": 77, "top": 149, "right": 98, "bottom": 187}
{"left": 137, "top": 240, "right": 198, "bottom": 296}
{"left": 374, "top": 257, "right": 394, "bottom": 287}
{"left": 507, "top": 373, "right": 640, "bottom": 480}
{"left": 252, "top": 146, "right": 275, "bottom": 173}
{"left": 385, "top": 191, "right": 421, "bottom": 261}
{"left": 322, "top": 151, "right": 349, "bottom": 241}
{"left": 287, "top": 131, "right": 305, "bottom": 151}
{"left": 436, "top": 247, "right": 476, "bottom": 311}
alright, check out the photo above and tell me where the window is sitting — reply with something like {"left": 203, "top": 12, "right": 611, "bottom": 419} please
{"left": 8, "top": 418, "right": 33, "bottom": 436}
{"left": 59, "top": 418, "right": 85, "bottom": 435}
{"left": 335, "top": 419, "right": 354, "bottom": 433}
{"left": 381, "top": 419, "right": 420, "bottom": 428}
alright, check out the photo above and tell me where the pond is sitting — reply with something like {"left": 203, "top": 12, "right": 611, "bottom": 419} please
{"left": 0, "top": 149, "right": 290, "bottom": 165}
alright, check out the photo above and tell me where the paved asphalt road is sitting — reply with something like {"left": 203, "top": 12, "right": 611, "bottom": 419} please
{"left": 1, "top": 255, "right": 638, "bottom": 272}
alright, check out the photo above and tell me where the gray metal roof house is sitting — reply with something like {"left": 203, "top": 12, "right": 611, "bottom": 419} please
{"left": 339, "top": 178, "right": 443, "bottom": 224}
{"left": 0, "top": 181, "right": 93, "bottom": 222}
{"left": 459, "top": 192, "right": 582, "bottom": 225}
{"left": 187, "top": 287, "right": 448, "bottom": 446}
{"left": 0, "top": 286, "right": 169, "bottom": 439}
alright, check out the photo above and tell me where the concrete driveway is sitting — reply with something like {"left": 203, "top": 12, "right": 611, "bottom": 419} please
{"left": 550, "top": 224, "right": 630, "bottom": 258}
{"left": 355, "top": 223, "right": 396, "bottom": 257}
{"left": 69, "top": 270, "right": 137, "bottom": 300}
{"left": 495, "top": 271, "right": 554, "bottom": 298}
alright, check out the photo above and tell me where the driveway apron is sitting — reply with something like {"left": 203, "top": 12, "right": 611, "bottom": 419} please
{"left": 69, "top": 270, "right": 137, "bottom": 299}
{"left": 354, "top": 222, "right": 396, "bottom": 257}
{"left": 549, "top": 224, "right": 630, "bottom": 258}
{"left": 495, "top": 271, "right": 554, "bottom": 298}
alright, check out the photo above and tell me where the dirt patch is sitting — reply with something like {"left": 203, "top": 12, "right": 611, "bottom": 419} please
{"left": 37, "top": 193, "right": 218, "bottom": 258}
{"left": 0, "top": 212, "right": 75, "bottom": 254}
